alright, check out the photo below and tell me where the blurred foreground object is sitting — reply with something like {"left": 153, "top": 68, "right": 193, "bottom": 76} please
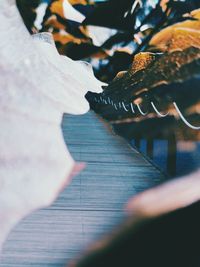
{"left": 0, "top": 0, "right": 103, "bottom": 248}
{"left": 71, "top": 169, "right": 200, "bottom": 267}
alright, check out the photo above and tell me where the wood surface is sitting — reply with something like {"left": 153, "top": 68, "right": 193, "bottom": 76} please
{"left": 0, "top": 112, "right": 164, "bottom": 266}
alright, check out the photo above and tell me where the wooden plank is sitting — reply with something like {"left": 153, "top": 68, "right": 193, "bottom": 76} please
{"left": 0, "top": 112, "right": 165, "bottom": 266}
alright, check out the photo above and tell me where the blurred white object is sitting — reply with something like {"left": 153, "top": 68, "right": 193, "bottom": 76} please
{"left": 32, "top": 32, "right": 104, "bottom": 94}
{"left": 34, "top": 2, "right": 48, "bottom": 30}
{"left": 87, "top": 26, "right": 117, "bottom": 47}
{"left": 0, "top": 0, "right": 102, "bottom": 249}
{"left": 63, "top": 0, "right": 85, "bottom": 23}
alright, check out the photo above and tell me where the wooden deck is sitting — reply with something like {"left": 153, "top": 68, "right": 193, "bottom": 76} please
{"left": 0, "top": 112, "right": 164, "bottom": 267}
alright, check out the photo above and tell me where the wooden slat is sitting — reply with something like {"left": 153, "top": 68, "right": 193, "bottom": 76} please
{"left": 0, "top": 112, "right": 164, "bottom": 266}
